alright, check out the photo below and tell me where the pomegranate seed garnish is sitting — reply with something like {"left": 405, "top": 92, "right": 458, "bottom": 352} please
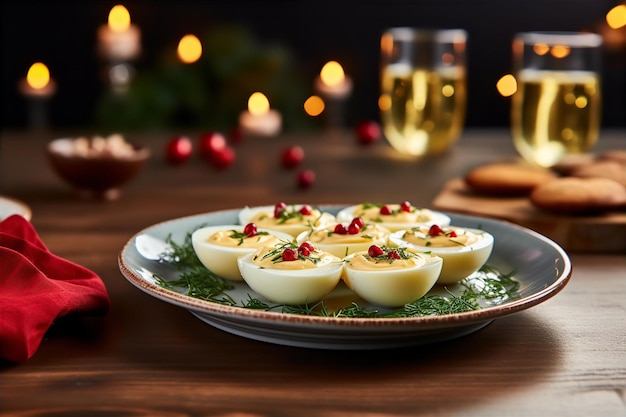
{"left": 387, "top": 249, "right": 401, "bottom": 260}
{"left": 274, "top": 202, "right": 287, "bottom": 218}
{"left": 347, "top": 223, "right": 360, "bottom": 234}
{"left": 296, "top": 169, "right": 316, "bottom": 189}
{"left": 448, "top": 230, "right": 457, "bottom": 238}
{"left": 299, "top": 242, "right": 315, "bottom": 253}
{"left": 429, "top": 224, "right": 444, "bottom": 236}
{"left": 350, "top": 217, "right": 364, "bottom": 229}
{"left": 299, "top": 205, "right": 312, "bottom": 215}
{"left": 282, "top": 248, "right": 298, "bottom": 261}
{"left": 243, "top": 223, "right": 257, "bottom": 237}
{"left": 400, "top": 201, "right": 412, "bottom": 212}
{"left": 334, "top": 224, "right": 348, "bottom": 234}
{"left": 368, "top": 245, "right": 384, "bottom": 257}
{"left": 380, "top": 205, "right": 392, "bottom": 215}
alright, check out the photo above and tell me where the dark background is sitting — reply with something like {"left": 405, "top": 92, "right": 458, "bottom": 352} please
{"left": 1, "top": 0, "right": 624, "bottom": 132}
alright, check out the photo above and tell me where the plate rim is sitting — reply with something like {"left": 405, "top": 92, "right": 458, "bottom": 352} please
{"left": 118, "top": 206, "right": 572, "bottom": 330}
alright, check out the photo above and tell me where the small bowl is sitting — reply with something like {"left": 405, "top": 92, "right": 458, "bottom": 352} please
{"left": 47, "top": 137, "right": 150, "bottom": 200}
{"left": 191, "top": 224, "right": 294, "bottom": 281}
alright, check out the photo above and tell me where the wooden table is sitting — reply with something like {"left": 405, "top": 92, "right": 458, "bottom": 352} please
{"left": 1, "top": 128, "right": 625, "bottom": 416}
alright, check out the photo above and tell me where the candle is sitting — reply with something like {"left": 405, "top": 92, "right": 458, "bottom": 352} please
{"left": 97, "top": 5, "right": 141, "bottom": 61}
{"left": 239, "top": 92, "right": 282, "bottom": 137}
{"left": 18, "top": 62, "right": 57, "bottom": 128}
{"left": 18, "top": 62, "right": 57, "bottom": 98}
{"left": 314, "top": 61, "right": 353, "bottom": 99}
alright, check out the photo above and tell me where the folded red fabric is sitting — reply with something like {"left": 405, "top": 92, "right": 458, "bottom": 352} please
{"left": 0, "top": 214, "right": 110, "bottom": 362}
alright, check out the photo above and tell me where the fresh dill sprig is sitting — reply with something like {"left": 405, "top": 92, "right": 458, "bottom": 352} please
{"left": 153, "top": 225, "right": 521, "bottom": 318}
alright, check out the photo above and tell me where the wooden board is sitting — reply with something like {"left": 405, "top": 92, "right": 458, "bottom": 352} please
{"left": 432, "top": 178, "right": 626, "bottom": 253}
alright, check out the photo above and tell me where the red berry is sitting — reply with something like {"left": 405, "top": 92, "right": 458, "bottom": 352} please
{"left": 380, "top": 205, "right": 392, "bottom": 215}
{"left": 296, "top": 169, "right": 315, "bottom": 189}
{"left": 429, "top": 224, "right": 444, "bottom": 236}
{"left": 274, "top": 202, "right": 287, "bottom": 218}
{"left": 400, "top": 201, "right": 412, "bottom": 212}
{"left": 368, "top": 245, "right": 384, "bottom": 257}
{"left": 347, "top": 223, "right": 360, "bottom": 234}
{"left": 334, "top": 224, "right": 348, "bottom": 234}
{"left": 350, "top": 217, "right": 364, "bottom": 229}
{"left": 210, "top": 146, "right": 235, "bottom": 169}
{"left": 299, "top": 205, "right": 312, "bottom": 215}
{"left": 298, "top": 242, "right": 315, "bottom": 256}
{"left": 355, "top": 120, "right": 381, "bottom": 145}
{"left": 387, "top": 249, "right": 401, "bottom": 260}
{"left": 282, "top": 248, "right": 298, "bottom": 261}
{"left": 199, "top": 132, "right": 226, "bottom": 160}
{"left": 243, "top": 223, "right": 257, "bottom": 237}
{"left": 281, "top": 146, "right": 304, "bottom": 169}
{"left": 299, "top": 242, "right": 315, "bottom": 254}
{"left": 165, "top": 136, "right": 193, "bottom": 165}
{"left": 448, "top": 230, "right": 457, "bottom": 238}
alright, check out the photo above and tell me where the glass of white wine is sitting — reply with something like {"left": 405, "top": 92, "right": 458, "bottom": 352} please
{"left": 379, "top": 28, "right": 467, "bottom": 157}
{"left": 511, "top": 31, "right": 603, "bottom": 168}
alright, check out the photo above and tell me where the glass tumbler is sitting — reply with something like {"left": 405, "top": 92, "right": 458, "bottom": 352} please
{"left": 511, "top": 31, "right": 603, "bottom": 167}
{"left": 379, "top": 28, "right": 467, "bottom": 157}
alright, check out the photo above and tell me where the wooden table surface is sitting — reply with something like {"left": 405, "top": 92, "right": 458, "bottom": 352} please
{"left": 1, "top": 128, "right": 625, "bottom": 417}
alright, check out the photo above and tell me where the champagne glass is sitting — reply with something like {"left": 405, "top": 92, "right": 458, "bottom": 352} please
{"left": 511, "top": 31, "right": 603, "bottom": 167}
{"left": 379, "top": 28, "right": 467, "bottom": 157}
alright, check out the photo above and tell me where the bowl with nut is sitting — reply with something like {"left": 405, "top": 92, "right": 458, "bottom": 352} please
{"left": 47, "top": 134, "right": 150, "bottom": 200}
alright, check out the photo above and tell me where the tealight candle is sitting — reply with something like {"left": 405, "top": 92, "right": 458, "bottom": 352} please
{"left": 18, "top": 62, "right": 57, "bottom": 128}
{"left": 97, "top": 5, "right": 141, "bottom": 61}
{"left": 314, "top": 61, "right": 353, "bottom": 99}
{"left": 239, "top": 92, "right": 282, "bottom": 137}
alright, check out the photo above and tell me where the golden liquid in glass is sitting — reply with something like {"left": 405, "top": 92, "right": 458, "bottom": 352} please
{"left": 511, "top": 69, "right": 601, "bottom": 167}
{"left": 380, "top": 64, "right": 466, "bottom": 156}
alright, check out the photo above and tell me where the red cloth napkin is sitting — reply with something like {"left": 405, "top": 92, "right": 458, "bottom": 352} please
{"left": 0, "top": 214, "right": 110, "bottom": 363}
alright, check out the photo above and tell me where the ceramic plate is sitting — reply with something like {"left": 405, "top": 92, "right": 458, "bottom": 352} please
{"left": 119, "top": 206, "right": 571, "bottom": 350}
{"left": 0, "top": 196, "right": 32, "bottom": 221}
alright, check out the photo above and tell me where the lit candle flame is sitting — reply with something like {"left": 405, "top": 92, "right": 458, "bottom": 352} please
{"left": 304, "top": 95, "right": 325, "bottom": 116}
{"left": 606, "top": 4, "right": 626, "bottom": 29}
{"left": 496, "top": 74, "right": 517, "bottom": 97}
{"left": 108, "top": 5, "right": 131, "bottom": 32}
{"left": 320, "top": 61, "right": 345, "bottom": 87}
{"left": 248, "top": 92, "right": 270, "bottom": 116}
{"left": 26, "top": 62, "right": 50, "bottom": 90}
{"left": 177, "top": 34, "right": 202, "bottom": 63}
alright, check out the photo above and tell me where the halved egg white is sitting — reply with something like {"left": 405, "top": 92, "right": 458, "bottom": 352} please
{"left": 336, "top": 204, "right": 451, "bottom": 232}
{"left": 238, "top": 204, "right": 336, "bottom": 237}
{"left": 389, "top": 226, "right": 494, "bottom": 285}
{"left": 342, "top": 249, "right": 443, "bottom": 308}
{"left": 191, "top": 225, "right": 293, "bottom": 281}
{"left": 237, "top": 249, "right": 344, "bottom": 305}
{"left": 295, "top": 223, "right": 391, "bottom": 258}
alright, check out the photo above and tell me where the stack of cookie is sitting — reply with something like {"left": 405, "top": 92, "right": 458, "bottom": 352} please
{"left": 464, "top": 150, "right": 626, "bottom": 215}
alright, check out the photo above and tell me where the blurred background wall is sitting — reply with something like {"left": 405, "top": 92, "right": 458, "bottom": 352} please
{"left": 1, "top": 0, "right": 624, "bottom": 132}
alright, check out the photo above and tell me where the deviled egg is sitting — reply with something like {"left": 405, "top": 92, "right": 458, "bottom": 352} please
{"left": 336, "top": 201, "right": 450, "bottom": 232}
{"left": 237, "top": 240, "right": 343, "bottom": 305}
{"left": 296, "top": 217, "right": 391, "bottom": 258}
{"left": 238, "top": 202, "right": 335, "bottom": 237}
{"left": 191, "top": 223, "right": 293, "bottom": 281}
{"left": 342, "top": 245, "right": 443, "bottom": 307}
{"left": 389, "top": 224, "right": 494, "bottom": 285}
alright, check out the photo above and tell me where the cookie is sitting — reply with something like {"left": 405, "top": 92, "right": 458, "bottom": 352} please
{"left": 464, "top": 163, "right": 557, "bottom": 196}
{"left": 571, "top": 160, "right": 626, "bottom": 187}
{"left": 530, "top": 177, "right": 626, "bottom": 214}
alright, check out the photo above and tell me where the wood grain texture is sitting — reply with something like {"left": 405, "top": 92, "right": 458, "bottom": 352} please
{"left": 1, "top": 128, "right": 624, "bottom": 417}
